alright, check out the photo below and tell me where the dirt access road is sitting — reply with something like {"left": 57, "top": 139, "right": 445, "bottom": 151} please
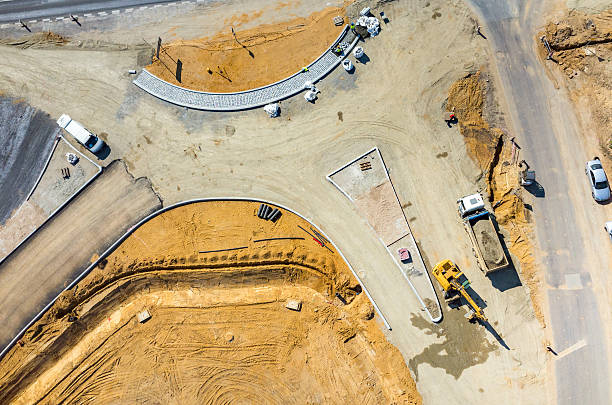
{"left": 0, "top": 161, "right": 161, "bottom": 352}
{"left": 466, "top": 0, "right": 612, "bottom": 403}
{"left": 0, "top": 0, "right": 546, "bottom": 403}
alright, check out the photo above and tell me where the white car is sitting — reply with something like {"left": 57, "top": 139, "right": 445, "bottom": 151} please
{"left": 585, "top": 157, "right": 611, "bottom": 202}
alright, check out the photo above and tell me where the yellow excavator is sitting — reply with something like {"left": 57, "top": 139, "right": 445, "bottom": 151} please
{"left": 432, "top": 259, "right": 487, "bottom": 323}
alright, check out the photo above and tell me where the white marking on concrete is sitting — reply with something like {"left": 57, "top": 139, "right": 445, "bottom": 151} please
{"left": 1, "top": 24, "right": 8, "bottom": 28}
{"left": 557, "top": 339, "right": 587, "bottom": 358}
{"left": 29, "top": 20, "right": 37, "bottom": 23}
{"left": 565, "top": 273, "right": 583, "bottom": 290}
{"left": 112, "top": 10, "right": 120, "bottom": 14}
{"left": 139, "top": 6, "right": 148, "bottom": 9}
{"left": 125, "top": 8, "right": 134, "bottom": 12}
{"left": 42, "top": 18, "right": 51, "bottom": 22}
{"left": 55, "top": 17, "right": 64, "bottom": 21}
{"left": 98, "top": 11, "right": 107, "bottom": 16}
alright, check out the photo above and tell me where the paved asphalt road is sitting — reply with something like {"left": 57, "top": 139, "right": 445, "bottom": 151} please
{"left": 466, "top": 0, "right": 611, "bottom": 404}
{"left": 0, "top": 98, "right": 57, "bottom": 225}
{"left": 0, "top": 0, "right": 178, "bottom": 22}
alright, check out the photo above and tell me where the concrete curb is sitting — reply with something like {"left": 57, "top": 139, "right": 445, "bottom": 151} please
{"left": 133, "top": 26, "right": 359, "bottom": 111}
{"left": 0, "top": 135, "right": 102, "bottom": 267}
{"left": 326, "top": 147, "right": 443, "bottom": 323}
{"left": 0, "top": 197, "right": 391, "bottom": 361}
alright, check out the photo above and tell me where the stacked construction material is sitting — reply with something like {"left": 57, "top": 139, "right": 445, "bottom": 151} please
{"left": 257, "top": 204, "right": 282, "bottom": 222}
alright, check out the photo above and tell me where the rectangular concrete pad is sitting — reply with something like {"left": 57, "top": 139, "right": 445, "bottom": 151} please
{"left": 0, "top": 161, "right": 161, "bottom": 350}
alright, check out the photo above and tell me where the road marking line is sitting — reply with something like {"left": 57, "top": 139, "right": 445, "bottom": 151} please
{"left": 42, "top": 18, "right": 51, "bottom": 22}
{"left": 557, "top": 339, "right": 587, "bottom": 358}
{"left": 139, "top": 6, "right": 148, "bottom": 9}
{"left": 84, "top": 13, "right": 92, "bottom": 17}
{"left": 112, "top": 10, "right": 120, "bottom": 14}
{"left": 98, "top": 11, "right": 107, "bottom": 16}
{"left": 29, "top": 20, "right": 37, "bottom": 23}
{"left": 125, "top": 8, "right": 133, "bottom": 12}
{"left": 55, "top": 17, "right": 64, "bottom": 21}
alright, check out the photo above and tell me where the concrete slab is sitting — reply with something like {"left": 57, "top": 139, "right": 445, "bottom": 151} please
{"left": 328, "top": 147, "right": 441, "bottom": 322}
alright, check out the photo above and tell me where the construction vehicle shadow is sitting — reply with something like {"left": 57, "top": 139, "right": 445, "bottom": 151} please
{"left": 524, "top": 181, "right": 545, "bottom": 198}
{"left": 483, "top": 321, "right": 510, "bottom": 350}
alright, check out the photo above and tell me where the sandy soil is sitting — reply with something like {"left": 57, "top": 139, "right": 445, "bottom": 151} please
{"left": 447, "top": 70, "right": 545, "bottom": 326}
{"left": 0, "top": 136, "right": 100, "bottom": 260}
{"left": 540, "top": 8, "right": 612, "bottom": 162}
{"left": 0, "top": 0, "right": 547, "bottom": 403}
{"left": 146, "top": 7, "right": 346, "bottom": 92}
{"left": 0, "top": 201, "right": 421, "bottom": 404}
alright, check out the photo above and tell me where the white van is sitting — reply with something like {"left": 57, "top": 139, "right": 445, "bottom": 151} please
{"left": 56, "top": 114, "right": 105, "bottom": 154}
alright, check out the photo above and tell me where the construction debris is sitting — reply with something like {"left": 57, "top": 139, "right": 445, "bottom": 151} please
{"left": 136, "top": 309, "right": 151, "bottom": 323}
{"left": 263, "top": 103, "right": 280, "bottom": 118}
{"left": 65, "top": 153, "right": 79, "bottom": 165}
{"left": 257, "top": 203, "right": 282, "bottom": 222}
{"left": 356, "top": 16, "right": 380, "bottom": 37}
{"left": 285, "top": 299, "right": 302, "bottom": 311}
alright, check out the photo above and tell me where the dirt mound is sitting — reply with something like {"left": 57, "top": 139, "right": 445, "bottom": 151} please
{"left": 146, "top": 7, "right": 346, "bottom": 92}
{"left": 0, "top": 201, "right": 421, "bottom": 404}
{"left": 0, "top": 31, "right": 68, "bottom": 48}
{"left": 446, "top": 71, "right": 505, "bottom": 171}
{"left": 541, "top": 8, "right": 612, "bottom": 158}
{"left": 447, "top": 72, "right": 544, "bottom": 326}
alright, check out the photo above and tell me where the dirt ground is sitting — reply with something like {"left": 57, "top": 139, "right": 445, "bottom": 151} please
{"left": 447, "top": 71, "right": 545, "bottom": 326}
{"left": 0, "top": 0, "right": 547, "bottom": 403}
{"left": 147, "top": 7, "right": 346, "bottom": 92}
{"left": 0, "top": 201, "right": 420, "bottom": 404}
{"left": 540, "top": 8, "right": 612, "bottom": 163}
{"left": 0, "top": 161, "right": 161, "bottom": 352}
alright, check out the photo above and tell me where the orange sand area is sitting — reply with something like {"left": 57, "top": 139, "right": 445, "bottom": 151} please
{"left": 146, "top": 7, "right": 346, "bottom": 92}
{"left": 0, "top": 201, "right": 421, "bottom": 404}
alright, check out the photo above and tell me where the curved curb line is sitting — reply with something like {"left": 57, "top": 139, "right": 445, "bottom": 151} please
{"left": 0, "top": 135, "right": 102, "bottom": 267}
{"left": 133, "top": 26, "right": 359, "bottom": 111}
{"left": 0, "top": 197, "right": 391, "bottom": 362}
{"left": 326, "top": 146, "right": 443, "bottom": 323}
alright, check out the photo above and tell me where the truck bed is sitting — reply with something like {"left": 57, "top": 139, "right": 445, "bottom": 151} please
{"left": 467, "top": 212, "right": 508, "bottom": 273}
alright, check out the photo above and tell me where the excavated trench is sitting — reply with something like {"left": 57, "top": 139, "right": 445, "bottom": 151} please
{"left": 0, "top": 201, "right": 422, "bottom": 404}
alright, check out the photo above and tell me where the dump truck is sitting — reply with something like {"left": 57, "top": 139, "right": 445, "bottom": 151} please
{"left": 432, "top": 259, "right": 487, "bottom": 323}
{"left": 57, "top": 114, "right": 105, "bottom": 154}
{"left": 458, "top": 193, "right": 509, "bottom": 275}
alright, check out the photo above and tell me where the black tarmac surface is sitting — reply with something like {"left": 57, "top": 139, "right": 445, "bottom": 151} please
{"left": 0, "top": 97, "right": 58, "bottom": 225}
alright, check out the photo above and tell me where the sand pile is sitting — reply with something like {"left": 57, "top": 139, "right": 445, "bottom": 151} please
{"left": 0, "top": 201, "right": 421, "bottom": 404}
{"left": 446, "top": 71, "right": 505, "bottom": 171}
{"left": 146, "top": 7, "right": 346, "bottom": 92}
{"left": 447, "top": 72, "right": 545, "bottom": 326}
{"left": 0, "top": 31, "right": 68, "bottom": 49}
{"left": 541, "top": 8, "right": 612, "bottom": 157}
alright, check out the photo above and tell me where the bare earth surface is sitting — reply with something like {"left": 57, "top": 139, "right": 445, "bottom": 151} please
{"left": 0, "top": 136, "right": 100, "bottom": 260}
{"left": 147, "top": 7, "right": 346, "bottom": 92}
{"left": 0, "top": 161, "right": 161, "bottom": 351}
{"left": 0, "top": 0, "right": 547, "bottom": 403}
{"left": 0, "top": 201, "right": 421, "bottom": 405}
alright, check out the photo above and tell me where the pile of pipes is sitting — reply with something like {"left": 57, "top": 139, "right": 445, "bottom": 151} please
{"left": 257, "top": 203, "right": 282, "bottom": 222}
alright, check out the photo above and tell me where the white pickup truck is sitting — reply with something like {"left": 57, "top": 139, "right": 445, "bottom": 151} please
{"left": 56, "top": 114, "right": 105, "bottom": 154}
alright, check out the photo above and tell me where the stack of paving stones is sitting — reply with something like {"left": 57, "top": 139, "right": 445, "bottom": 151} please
{"left": 133, "top": 26, "right": 359, "bottom": 111}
